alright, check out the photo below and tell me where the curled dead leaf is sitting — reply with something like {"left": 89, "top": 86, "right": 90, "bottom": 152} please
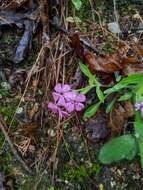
{"left": 108, "top": 101, "right": 134, "bottom": 136}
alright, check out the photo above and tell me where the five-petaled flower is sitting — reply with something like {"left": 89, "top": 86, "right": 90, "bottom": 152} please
{"left": 48, "top": 83, "right": 86, "bottom": 119}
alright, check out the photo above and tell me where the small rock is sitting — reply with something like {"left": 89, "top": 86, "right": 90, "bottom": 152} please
{"left": 108, "top": 22, "right": 121, "bottom": 34}
{"left": 117, "top": 169, "right": 122, "bottom": 176}
{"left": 85, "top": 113, "right": 108, "bottom": 142}
{"left": 1, "top": 82, "right": 11, "bottom": 90}
{"left": 16, "top": 107, "right": 23, "bottom": 114}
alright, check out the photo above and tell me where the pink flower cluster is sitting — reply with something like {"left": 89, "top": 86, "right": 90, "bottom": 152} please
{"left": 48, "top": 83, "right": 86, "bottom": 119}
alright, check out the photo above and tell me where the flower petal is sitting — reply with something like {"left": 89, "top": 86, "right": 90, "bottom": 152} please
{"left": 52, "top": 92, "right": 60, "bottom": 102}
{"left": 54, "top": 83, "right": 62, "bottom": 93}
{"left": 65, "top": 102, "right": 75, "bottom": 113}
{"left": 64, "top": 91, "right": 77, "bottom": 101}
{"left": 48, "top": 102, "right": 59, "bottom": 113}
{"left": 135, "top": 102, "right": 141, "bottom": 110}
{"left": 75, "top": 103, "right": 84, "bottom": 111}
{"left": 62, "top": 84, "right": 71, "bottom": 92}
{"left": 57, "top": 96, "right": 66, "bottom": 106}
{"left": 58, "top": 110, "right": 63, "bottom": 119}
{"left": 61, "top": 111, "right": 69, "bottom": 118}
{"left": 76, "top": 94, "right": 86, "bottom": 102}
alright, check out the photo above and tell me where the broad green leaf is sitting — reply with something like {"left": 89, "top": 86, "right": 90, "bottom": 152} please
{"left": 84, "top": 102, "right": 101, "bottom": 118}
{"left": 96, "top": 86, "right": 104, "bottom": 102}
{"left": 71, "top": 0, "right": 82, "bottom": 10}
{"left": 98, "top": 135, "right": 137, "bottom": 164}
{"left": 104, "top": 74, "right": 143, "bottom": 95}
{"left": 118, "top": 92, "right": 132, "bottom": 101}
{"left": 106, "top": 97, "right": 116, "bottom": 113}
{"left": 134, "top": 112, "right": 143, "bottom": 170}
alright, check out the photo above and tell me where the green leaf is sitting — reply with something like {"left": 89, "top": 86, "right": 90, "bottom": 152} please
{"left": 134, "top": 112, "right": 143, "bottom": 170}
{"left": 79, "top": 62, "right": 95, "bottom": 83}
{"left": 136, "top": 83, "right": 143, "bottom": 95}
{"left": 134, "top": 112, "right": 143, "bottom": 138}
{"left": 83, "top": 102, "right": 101, "bottom": 118}
{"left": 104, "top": 74, "right": 143, "bottom": 95}
{"left": 106, "top": 97, "right": 116, "bottom": 113}
{"left": 76, "top": 86, "right": 93, "bottom": 94}
{"left": 79, "top": 61, "right": 104, "bottom": 101}
{"left": 98, "top": 135, "right": 137, "bottom": 164}
{"left": 118, "top": 92, "right": 132, "bottom": 101}
{"left": 96, "top": 86, "right": 104, "bottom": 102}
{"left": 71, "top": 0, "right": 82, "bottom": 10}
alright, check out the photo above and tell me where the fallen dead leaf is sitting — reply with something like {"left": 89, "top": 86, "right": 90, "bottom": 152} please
{"left": 19, "top": 123, "right": 39, "bottom": 136}
{"left": 108, "top": 101, "right": 134, "bottom": 136}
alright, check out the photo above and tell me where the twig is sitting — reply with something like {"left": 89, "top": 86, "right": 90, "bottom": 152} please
{"left": 113, "top": 0, "right": 119, "bottom": 24}
{"left": 0, "top": 116, "right": 32, "bottom": 174}
{"left": 113, "top": 0, "right": 120, "bottom": 39}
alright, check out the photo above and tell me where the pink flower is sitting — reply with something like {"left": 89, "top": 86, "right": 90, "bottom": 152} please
{"left": 53, "top": 83, "right": 71, "bottom": 105}
{"left": 65, "top": 102, "right": 75, "bottom": 113}
{"left": 64, "top": 91, "right": 77, "bottom": 101}
{"left": 54, "top": 83, "right": 71, "bottom": 93}
{"left": 48, "top": 102, "right": 59, "bottom": 114}
{"left": 48, "top": 83, "right": 86, "bottom": 119}
{"left": 48, "top": 102, "right": 69, "bottom": 119}
{"left": 64, "top": 94, "right": 86, "bottom": 113}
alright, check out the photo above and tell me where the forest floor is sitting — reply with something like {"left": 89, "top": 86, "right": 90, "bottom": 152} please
{"left": 0, "top": 0, "right": 143, "bottom": 190}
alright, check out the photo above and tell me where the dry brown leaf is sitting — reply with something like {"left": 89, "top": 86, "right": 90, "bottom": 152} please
{"left": 19, "top": 123, "right": 39, "bottom": 136}
{"left": 123, "top": 64, "right": 143, "bottom": 75}
{"left": 108, "top": 101, "right": 134, "bottom": 136}
{"left": 70, "top": 33, "right": 130, "bottom": 74}
{"left": 84, "top": 52, "right": 122, "bottom": 73}
{"left": 29, "top": 79, "right": 39, "bottom": 95}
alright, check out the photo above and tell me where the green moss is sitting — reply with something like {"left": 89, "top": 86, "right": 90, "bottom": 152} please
{"left": 58, "top": 161, "right": 100, "bottom": 184}
{"left": 0, "top": 151, "right": 13, "bottom": 173}
{"left": 69, "top": 0, "right": 91, "bottom": 21}
{"left": 0, "top": 98, "right": 19, "bottom": 128}
{"left": 0, "top": 29, "right": 20, "bottom": 60}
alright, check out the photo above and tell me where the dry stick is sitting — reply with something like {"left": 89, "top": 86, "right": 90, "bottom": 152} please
{"left": 113, "top": 0, "right": 120, "bottom": 40}
{"left": 0, "top": 118, "right": 32, "bottom": 174}
{"left": 33, "top": 167, "right": 48, "bottom": 190}
{"left": 88, "top": 0, "right": 95, "bottom": 22}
